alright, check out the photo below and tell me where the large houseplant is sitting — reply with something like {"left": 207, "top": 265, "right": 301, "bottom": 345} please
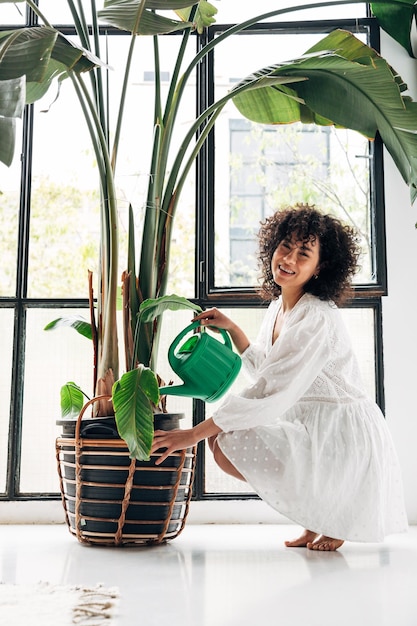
{"left": 1, "top": 0, "right": 417, "bottom": 464}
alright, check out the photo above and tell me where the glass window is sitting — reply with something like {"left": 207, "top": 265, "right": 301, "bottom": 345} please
{"left": 213, "top": 30, "right": 374, "bottom": 290}
{"left": 37, "top": 0, "right": 91, "bottom": 24}
{"left": 0, "top": 136, "right": 21, "bottom": 297}
{"left": 1, "top": 7, "right": 386, "bottom": 504}
{"left": 29, "top": 93, "right": 101, "bottom": 299}
{"left": 0, "top": 3, "right": 25, "bottom": 24}
{"left": 217, "top": 1, "right": 367, "bottom": 22}
{"left": 0, "top": 308, "right": 13, "bottom": 493}
{"left": 27, "top": 32, "right": 197, "bottom": 300}
{"left": 19, "top": 308, "right": 94, "bottom": 493}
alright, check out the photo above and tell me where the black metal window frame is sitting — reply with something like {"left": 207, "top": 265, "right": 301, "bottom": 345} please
{"left": 1, "top": 9, "right": 386, "bottom": 502}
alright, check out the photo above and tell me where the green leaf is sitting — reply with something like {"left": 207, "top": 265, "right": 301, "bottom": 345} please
{"left": 371, "top": 0, "right": 417, "bottom": 58}
{"left": 0, "top": 76, "right": 24, "bottom": 117}
{"left": 0, "top": 27, "right": 103, "bottom": 83}
{"left": 0, "top": 76, "right": 24, "bottom": 166}
{"left": 0, "top": 27, "right": 58, "bottom": 82}
{"left": 139, "top": 294, "right": 202, "bottom": 324}
{"left": 25, "top": 60, "right": 67, "bottom": 105}
{"left": 0, "top": 27, "right": 103, "bottom": 165}
{"left": 52, "top": 31, "right": 104, "bottom": 73}
{"left": 231, "top": 29, "right": 417, "bottom": 202}
{"left": 44, "top": 315, "right": 93, "bottom": 340}
{"left": 176, "top": 0, "right": 218, "bottom": 33}
{"left": 98, "top": 0, "right": 194, "bottom": 35}
{"left": 60, "top": 382, "right": 85, "bottom": 419}
{"left": 0, "top": 116, "right": 15, "bottom": 167}
{"left": 112, "top": 367, "right": 159, "bottom": 460}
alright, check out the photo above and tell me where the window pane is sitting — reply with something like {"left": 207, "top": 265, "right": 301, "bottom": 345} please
{"left": 0, "top": 4, "right": 25, "bottom": 23}
{"left": 20, "top": 308, "right": 94, "bottom": 493}
{"left": 29, "top": 85, "right": 100, "bottom": 298}
{"left": 165, "top": 196, "right": 195, "bottom": 297}
{"left": 213, "top": 31, "right": 373, "bottom": 288}
{"left": 204, "top": 305, "right": 376, "bottom": 494}
{"left": 0, "top": 134, "right": 21, "bottom": 296}
{"left": 37, "top": 1, "right": 90, "bottom": 24}
{"left": 156, "top": 308, "right": 198, "bottom": 426}
{"left": 204, "top": 307, "right": 264, "bottom": 495}
{"left": 0, "top": 309, "right": 14, "bottom": 493}
{"left": 217, "top": 1, "right": 366, "bottom": 22}
{"left": 28, "top": 33, "right": 195, "bottom": 299}
{"left": 340, "top": 307, "right": 376, "bottom": 397}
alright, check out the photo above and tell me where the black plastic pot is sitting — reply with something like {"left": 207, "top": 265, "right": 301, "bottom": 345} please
{"left": 56, "top": 412, "right": 182, "bottom": 438}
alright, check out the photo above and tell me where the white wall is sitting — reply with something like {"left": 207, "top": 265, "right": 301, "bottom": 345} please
{"left": 381, "top": 32, "right": 417, "bottom": 524}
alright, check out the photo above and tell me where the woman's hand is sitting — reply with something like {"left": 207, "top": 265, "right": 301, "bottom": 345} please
{"left": 193, "top": 307, "right": 234, "bottom": 330}
{"left": 193, "top": 308, "right": 250, "bottom": 355}
{"left": 151, "top": 428, "right": 198, "bottom": 465}
{"left": 151, "top": 418, "right": 223, "bottom": 465}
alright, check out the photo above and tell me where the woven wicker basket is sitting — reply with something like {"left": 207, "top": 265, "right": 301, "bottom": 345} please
{"left": 56, "top": 397, "right": 196, "bottom": 547}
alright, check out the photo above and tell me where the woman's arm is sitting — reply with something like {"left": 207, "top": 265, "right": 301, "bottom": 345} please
{"left": 193, "top": 308, "right": 250, "bottom": 355}
{"left": 151, "top": 417, "right": 222, "bottom": 465}
{"left": 212, "top": 304, "right": 332, "bottom": 433}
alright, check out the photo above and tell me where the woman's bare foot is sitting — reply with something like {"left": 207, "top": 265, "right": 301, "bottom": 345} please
{"left": 285, "top": 529, "right": 319, "bottom": 547}
{"left": 307, "top": 536, "right": 344, "bottom": 551}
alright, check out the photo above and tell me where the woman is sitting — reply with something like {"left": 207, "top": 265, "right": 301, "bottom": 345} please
{"left": 152, "top": 204, "right": 408, "bottom": 551}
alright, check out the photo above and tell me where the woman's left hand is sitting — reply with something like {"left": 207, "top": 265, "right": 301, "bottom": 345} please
{"left": 151, "top": 428, "right": 198, "bottom": 465}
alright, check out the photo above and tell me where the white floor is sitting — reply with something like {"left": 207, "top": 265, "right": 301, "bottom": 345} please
{"left": 1, "top": 523, "right": 416, "bottom": 626}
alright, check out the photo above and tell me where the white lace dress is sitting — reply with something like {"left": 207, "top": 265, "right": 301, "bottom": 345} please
{"left": 213, "top": 293, "right": 408, "bottom": 542}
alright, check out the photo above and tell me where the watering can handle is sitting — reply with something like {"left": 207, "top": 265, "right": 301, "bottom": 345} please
{"left": 168, "top": 320, "right": 232, "bottom": 360}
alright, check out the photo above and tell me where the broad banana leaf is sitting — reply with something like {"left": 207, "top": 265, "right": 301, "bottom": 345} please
{"left": 99, "top": 0, "right": 217, "bottom": 35}
{"left": 0, "top": 28, "right": 57, "bottom": 82}
{"left": 0, "top": 26, "right": 105, "bottom": 166}
{"left": 371, "top": 0, "right": 417, "bottom": 58}
{"left": 231, "top": 29, "right": 417, "bottom": 202}
{"left": 0, "top": 28, "right": 100, "bottom": 81}
{"left": 112, "top": 367, "right": 160, "bottom": 460}
{"left": 98, "top": 0, "right": 193, "bottom": 35}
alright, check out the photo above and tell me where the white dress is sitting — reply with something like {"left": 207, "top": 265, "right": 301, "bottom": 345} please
{"left": 213, "top": 293, "right": 408, "bottom": 542}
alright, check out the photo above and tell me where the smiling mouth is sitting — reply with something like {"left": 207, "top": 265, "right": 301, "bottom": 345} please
{"left": 279, "top": 265, "right": 295, "bottom": 275}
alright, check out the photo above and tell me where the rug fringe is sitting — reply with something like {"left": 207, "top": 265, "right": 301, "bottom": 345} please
{"left": 72, "top": 585, "right": 119, "bottom": 625}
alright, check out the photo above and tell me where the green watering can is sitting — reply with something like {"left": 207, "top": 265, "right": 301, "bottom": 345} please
{"left": 159, "top": 321, "right": 242, "bottom": 402}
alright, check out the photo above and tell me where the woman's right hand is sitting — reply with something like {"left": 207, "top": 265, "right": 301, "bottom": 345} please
{"left": 192, "top": 308, "right": 250, "bottom": 355}
{"left": 193, "top": 307, "right": 234, "bottom": 331}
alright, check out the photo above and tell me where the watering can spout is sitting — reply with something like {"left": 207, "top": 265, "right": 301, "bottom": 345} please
{"left": 159, "top": 383, "right": 195, "bottom": 399}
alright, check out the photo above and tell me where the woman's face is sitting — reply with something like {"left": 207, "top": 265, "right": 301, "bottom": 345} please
{"left": 271, "top": 235, "right": 321, "bottom": 292}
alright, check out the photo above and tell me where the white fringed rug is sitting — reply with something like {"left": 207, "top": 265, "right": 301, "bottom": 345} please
{"left": 0, "top": 581, "right": 119, "bottom": 625}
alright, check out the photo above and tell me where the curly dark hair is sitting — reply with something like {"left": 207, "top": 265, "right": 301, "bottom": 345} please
{"left": 257, "top": 204, "right": 361, "bottom": 305}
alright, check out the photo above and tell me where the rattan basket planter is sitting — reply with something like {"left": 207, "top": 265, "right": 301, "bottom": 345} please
{"left": 56, "top": 406, "right": 196, "bottom": 547}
